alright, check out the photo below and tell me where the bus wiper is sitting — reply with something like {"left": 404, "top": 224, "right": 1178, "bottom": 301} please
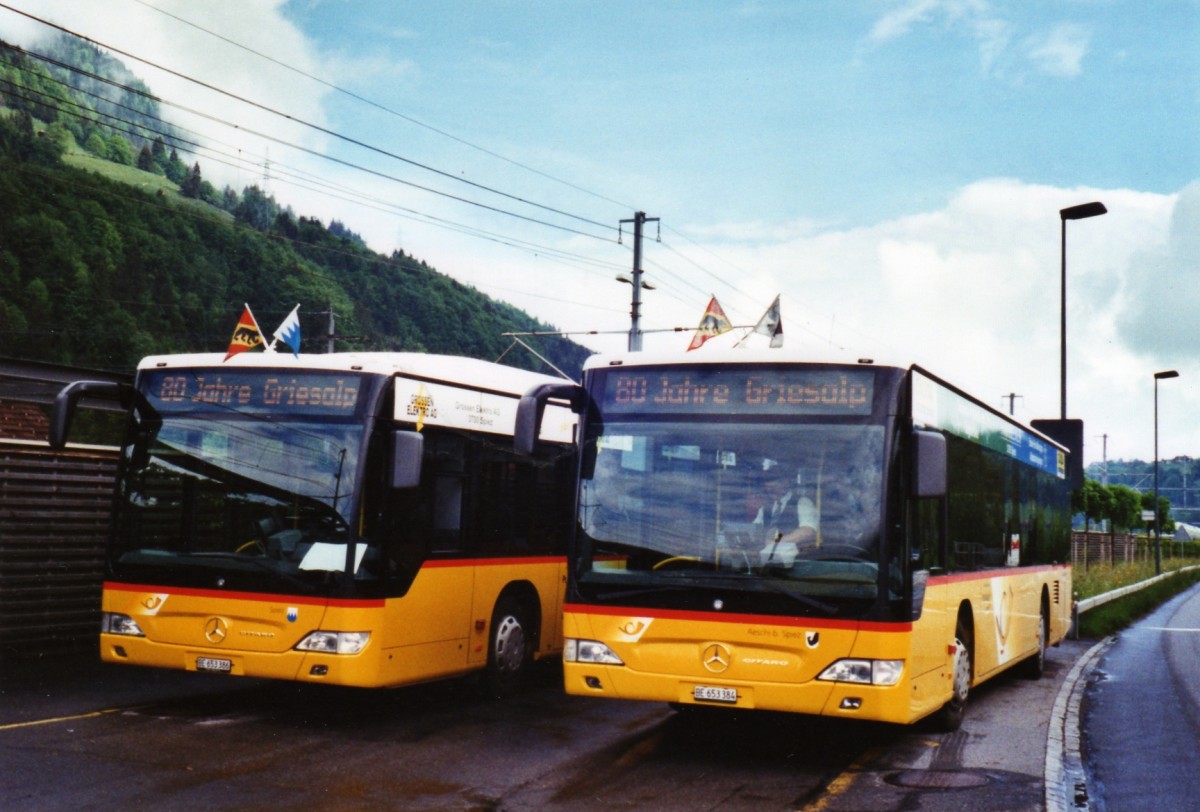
{"left": 594, "top": 584, "right": 691, "bottom": 601}
{"left": 754, "top": 580, "right": 838, "bottom": 615}
{"left": 188, "top": 552, "right": 316, "bottom": 591}
{"left": 788, "top": 571, "right": 877, "bottom": 585}
{"left": 645, "top": 570, "right": 839, "bottom": 615}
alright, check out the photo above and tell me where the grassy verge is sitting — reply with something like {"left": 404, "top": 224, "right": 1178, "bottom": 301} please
{"left": 1076, "top": 565, "right": 1200, "bottom": 638}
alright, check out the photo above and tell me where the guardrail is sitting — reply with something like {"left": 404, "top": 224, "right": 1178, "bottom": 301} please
{"left": 1072, "top": 564, "right": 1200, "bottom": 638}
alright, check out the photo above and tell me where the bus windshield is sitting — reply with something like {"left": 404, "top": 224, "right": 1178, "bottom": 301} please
{"left": 110, "top": 369, "right": 370, "bottom": 594}
{"left": 577, "top": 421, "right": 885, "bottom": 607}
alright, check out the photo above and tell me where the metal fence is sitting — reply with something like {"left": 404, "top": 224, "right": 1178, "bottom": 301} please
{"left": 0, "top": 441, "right": 118, "bottom": 666}
{"left": 1071, "top": 531, "right": 1140, "bottom": 569}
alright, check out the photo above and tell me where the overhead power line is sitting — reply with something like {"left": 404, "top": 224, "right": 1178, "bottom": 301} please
{"left": 0, "top": 2, "right": 617, "bottom": 235}
{"left": 128, "top": 0, "right": 635, "bottom": 213}
{"left": 11, "top": 44, "right": 615, "bottom": 242}
{"left": 0, "top": 3, "right": 775, "bottom": 336}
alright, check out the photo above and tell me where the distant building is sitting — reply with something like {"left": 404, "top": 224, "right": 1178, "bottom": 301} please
{"left": 1173, "top": 523, "right": 1200, "bottom": 542}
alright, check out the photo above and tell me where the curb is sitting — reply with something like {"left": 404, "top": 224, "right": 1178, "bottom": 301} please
{"left": 1044, "top": 638, "right": 1110, "bottom": 812}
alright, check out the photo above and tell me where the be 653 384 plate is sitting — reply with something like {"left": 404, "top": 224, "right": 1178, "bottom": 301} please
{"left": 693, "top": 684, "right": 737, "bottom": 703}
{"left": 196, "top": 657, "right": 232, "bottom": 673}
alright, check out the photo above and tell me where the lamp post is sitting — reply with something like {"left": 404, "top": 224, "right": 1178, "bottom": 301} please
{"left": 1059, "top": 202, "right": 1107, "bottom": 419}
{"left": 1154, "top": 369, "right": 1179, "bottom": 575}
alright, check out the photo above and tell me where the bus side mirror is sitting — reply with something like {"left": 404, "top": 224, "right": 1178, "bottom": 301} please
{"left": 49, "top": 380, "right": 135, "bottom": 449}
{"left": 913, "top": 430, "right": 946, "bottom": 498}
{"left": 390, "top": 431, "right": 424, "bottom": 489}
{"left": 515, "top": 382, "right": 582, "bottom": 456}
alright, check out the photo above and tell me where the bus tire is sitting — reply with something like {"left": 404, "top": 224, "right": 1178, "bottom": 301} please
{"left": 483, "top": 595, "right": 532, "bottom": 699}
{"left": 1022, "top": 598, "right": 1048, "bottom": 680}
{"left": 935, "top": 619, "right": 971, "bottom": 732}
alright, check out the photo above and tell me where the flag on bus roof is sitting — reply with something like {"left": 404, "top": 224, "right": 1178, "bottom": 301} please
{"left": 750, "top": 294, "right": 783, "bottom": 348}
{"left": 223, "top": 304, "right": 264, "bottom": 361}
{"left": 686, "top": 295, "right": 733, "bottom": 351}
{"left": 271, "top": 304, "right": 302, "bottom": 357}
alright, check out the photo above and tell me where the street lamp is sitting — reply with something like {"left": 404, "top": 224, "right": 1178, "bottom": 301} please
{"left": 1059, "top": 202, "right": 1107, "bottom": 419}
{"left": 1154, "top": 369, "right": 1179, "bottom": 575}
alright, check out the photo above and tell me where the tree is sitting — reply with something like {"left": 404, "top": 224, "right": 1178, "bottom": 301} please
{"left": 1106, "top": 485, "right": 1142, "bottom": 533}
{"left": 234, "top": 185, "right": 280, "bottom": 232}
{"left": 1141, "top": 491, "right": 1174, "bottom": 534}
{"left": 164, "top": 148, "right": 187, "bottom": 184}
{"left": 180, "top": 162, "right": 203, "bottom": 198}
{"left": 105, "top": 134, "right": 133, "bottom": 165}
{"left": 1074, "top": 479, "right": 1112, "bottom": 532}
{"left": 83, "top": 131, "right": 107, "bottom": 157}
{"left": 136, "top": 145, "right": 157, "bottom": 173}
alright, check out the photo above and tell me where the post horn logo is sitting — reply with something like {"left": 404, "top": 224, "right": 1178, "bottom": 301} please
{"left": 204, "top": 617, "right": 228, "bottom": 644}
{"left": 701, "top": 642, "right": 732, "bottom": 673}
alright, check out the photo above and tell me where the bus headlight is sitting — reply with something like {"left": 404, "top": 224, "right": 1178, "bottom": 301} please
{"left": 564, "top": 638, "right": 624, "bottom": 665}
{"left": 101, "top": 612, "right": 145, "bottom": 637}
{"left": 818, "top": 658, "right": 904, "bottom": 686}
{"left": 295, "top": 631, "right": 370, "bottom": 655}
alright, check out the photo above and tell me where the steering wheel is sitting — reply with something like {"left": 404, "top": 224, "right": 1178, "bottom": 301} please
{"left": 653, "top": 555, "right": 700, "bottom": 571}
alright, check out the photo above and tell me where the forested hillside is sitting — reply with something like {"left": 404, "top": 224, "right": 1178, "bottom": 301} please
{"left": 0, "top": 36, "right": 589, "bottom": 377}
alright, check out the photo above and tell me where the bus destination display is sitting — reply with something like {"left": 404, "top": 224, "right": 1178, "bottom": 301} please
{"left": 600, "top": 367, "right": 875, "bottom": 416}
{"left": 142, "top": 369, "right": 364, "bottom": 416}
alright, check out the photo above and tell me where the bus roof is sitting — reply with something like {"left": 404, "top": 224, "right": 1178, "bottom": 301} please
{"left": 581, "top": 347, "right": 905, "bottom": 372}
{"left": 580, "top": 349, "right": 1066, "bottom": 453}
{"left": 137, "top": 352, "right": 570, "bottom": 397}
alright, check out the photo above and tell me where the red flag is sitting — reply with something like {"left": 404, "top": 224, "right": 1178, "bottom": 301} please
{"left": 223, "top": 304, "right": 264, "bottom": 361}
{"left": 686, "top": 296, "right": 733, "bottom": 351}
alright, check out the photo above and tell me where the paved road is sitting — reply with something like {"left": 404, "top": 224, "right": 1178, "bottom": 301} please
{"left": 0, "top": 636, "right": 1095, "bottom": 811}
{"left": 1079, "top": 582, "right": 1200, "bottom": 811}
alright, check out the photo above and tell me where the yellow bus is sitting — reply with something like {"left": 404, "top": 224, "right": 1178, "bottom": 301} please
{"left": 516, "top": 350, "right": 1073, "bottom": 728}
{"left": 50, "top": 352, "right": 574, "bottom": 693}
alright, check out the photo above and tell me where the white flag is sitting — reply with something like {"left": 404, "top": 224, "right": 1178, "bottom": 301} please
{"left": 751, "top": 295, "right": 783, "bottom": 348}
{"left": 271, "top": 304, "right": 301, "bottom": 357}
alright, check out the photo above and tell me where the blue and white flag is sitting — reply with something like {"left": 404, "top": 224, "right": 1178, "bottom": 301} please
{"left": 272, "top": 304, "right": 301, "bottom": 357}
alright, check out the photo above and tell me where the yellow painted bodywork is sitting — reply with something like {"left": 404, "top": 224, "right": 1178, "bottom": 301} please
{"left": 101, "top": 557, "right": 566, "bottom": 688}
{"left": 563, "top": 564, "right": 1071, "bottom": 725}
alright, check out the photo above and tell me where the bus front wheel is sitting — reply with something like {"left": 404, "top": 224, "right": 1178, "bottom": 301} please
{"left": 483, "top": 596, "right": 532, "bottom": 699}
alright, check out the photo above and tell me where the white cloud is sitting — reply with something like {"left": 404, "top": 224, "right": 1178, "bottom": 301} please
{"left": 869, "top": 0, "right": 981, "bottom": 43}
{"left": 867, "top": 3, "right": 1091, "bottom": 81}
{"left": 1025, "top": 24, "right": 1090, "bottom": 78}
{"left": 590, "top": 178, "right": 1192, "bottom": 465}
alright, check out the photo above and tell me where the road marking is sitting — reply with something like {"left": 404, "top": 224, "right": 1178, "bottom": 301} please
{"left": 0, "top": 706, "right": 137, "bottom": 732}
{"left": 802, "top": 747, "right": 882, "bottom": 811}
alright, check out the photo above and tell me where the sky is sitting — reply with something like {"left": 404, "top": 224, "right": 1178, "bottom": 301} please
{"left": 3, "top": 0, "right": 1198, "bottom": 466}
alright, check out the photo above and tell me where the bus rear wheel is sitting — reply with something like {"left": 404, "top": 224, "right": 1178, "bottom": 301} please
{"left": 935, "top": 624, "right": 971, "bottom": 732}
{"left": 1022, "top": 601, "right": 1048, "bottom": 679}
{"left": 483, "top": 596, "right": 532, "bottom": 699}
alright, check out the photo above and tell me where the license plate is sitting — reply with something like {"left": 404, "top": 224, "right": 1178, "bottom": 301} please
{"left": 196, "top": 657, "right": 232, "bottom": 673}
{"left": 694, "top": 685, "right": 738, "bottom": 704}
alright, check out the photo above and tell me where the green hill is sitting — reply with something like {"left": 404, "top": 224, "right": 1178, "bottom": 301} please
{"left": 0, "top": 36, "right": 589, "bottom": 378}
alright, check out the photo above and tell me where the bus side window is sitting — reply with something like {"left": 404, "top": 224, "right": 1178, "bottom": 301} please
{"left": 427, "top": 433, "right": 466, "bottom": 553}
{"left": 912, "top": 496, "right": 944, "bottom": 571}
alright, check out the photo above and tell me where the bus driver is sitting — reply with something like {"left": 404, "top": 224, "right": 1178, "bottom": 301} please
{"left": 753, "top": 463, "right": 818, "bottom": 567}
